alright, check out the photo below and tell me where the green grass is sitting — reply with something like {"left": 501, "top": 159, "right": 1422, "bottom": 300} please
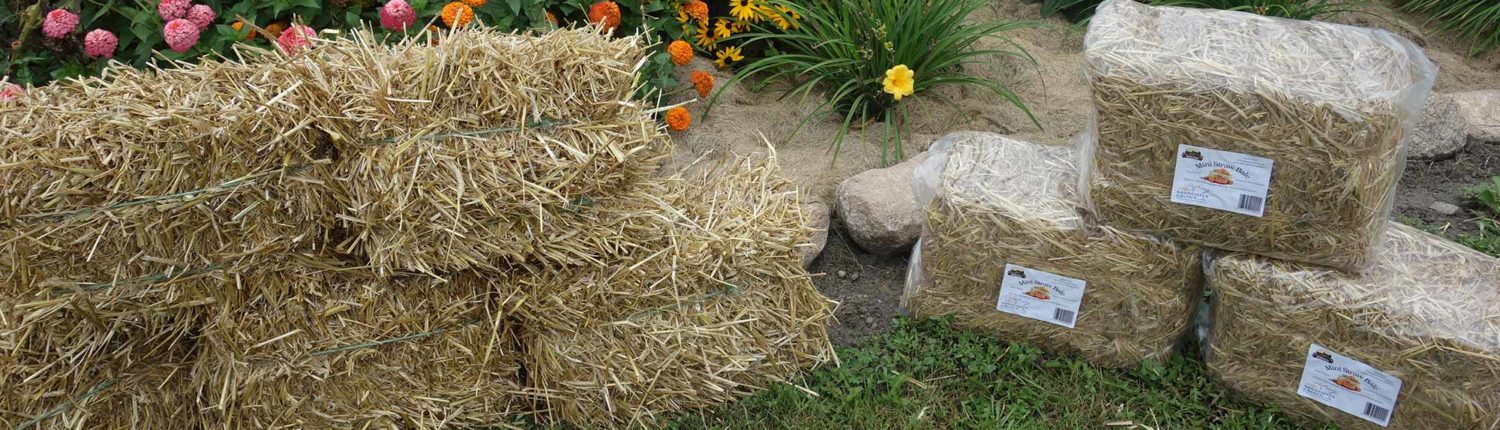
{"left": 660, "top": 317, "right": 1316, "bottom": 429}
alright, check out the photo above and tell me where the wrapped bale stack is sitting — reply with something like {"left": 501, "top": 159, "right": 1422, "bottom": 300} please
{"left": 1206, "top": 224, "right": 1500, "bottom": 430}
{"left": 0, "top": 28, "right": 832, "bottom": 429}
{"left": 902, "top": 132, "right": 1201, "bottom": 368}
{"left": 1080, "top": 0, "right": 1436, "bottom": 271}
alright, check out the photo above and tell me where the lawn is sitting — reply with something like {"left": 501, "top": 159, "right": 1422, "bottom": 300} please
{"left": 660, "top": 318, "right": 1324, "bottom": 430}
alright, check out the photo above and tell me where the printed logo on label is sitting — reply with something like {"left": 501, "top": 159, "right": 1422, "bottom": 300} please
{"left": 1296, "top": 344, "right": 1402, "bottom": 427}
{"left": 994, "top": 264, "right": 1087, "bottom": 329}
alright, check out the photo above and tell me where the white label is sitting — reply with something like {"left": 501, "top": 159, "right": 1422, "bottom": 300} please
{"left": 1296, "top": 344, "right": 1403, "bottom": 427}
{"left": 1169, "top": 144, "right": 1273, "bottom": 217}
{"left": 995, "top": 264, "right": 1087, "bottom": 329}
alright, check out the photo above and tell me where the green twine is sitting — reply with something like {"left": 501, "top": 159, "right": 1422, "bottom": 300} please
{"left": 19, "top": 165, "right": 308, "bottom": 222}
{"left": 53, "top": 264, "right": 226, "bottom": 294}
{"left": 15, "top": 379, "right": 117, "bottom": 430}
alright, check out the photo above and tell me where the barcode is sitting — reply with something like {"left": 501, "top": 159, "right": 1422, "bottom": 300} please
{"left": 1237, "top": 195, "right": 1264, "bottom": 212}
{"left": 1362, "top": 403, "right": 1390, "bottom": 421}
{"left": 1053, "top": 308, "right": 1075, "bottom": 324}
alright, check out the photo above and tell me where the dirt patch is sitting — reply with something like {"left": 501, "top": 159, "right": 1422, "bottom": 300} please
{"left": 1395, "top": 143, "right": 1500, "bottom": 236}
{"left": 806, "top": 222, "right": 910, "bottom": 347}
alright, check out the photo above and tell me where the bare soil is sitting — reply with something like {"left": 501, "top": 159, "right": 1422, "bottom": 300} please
{"left": 1395, "top": 143, "right": 1500, "bottom": 236}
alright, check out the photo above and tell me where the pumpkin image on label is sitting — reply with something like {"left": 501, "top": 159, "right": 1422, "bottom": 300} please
{"left": 1025, "top": 286, "right": 1051, "bottom": 300}
{"left": 1204, "top": 168, "right": 1234, "bottom": 185}
{"left": 1334, "top": 374, "right": 1362, "bottom": 392}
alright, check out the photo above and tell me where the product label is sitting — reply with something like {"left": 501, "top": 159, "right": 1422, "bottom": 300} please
{"left": 1296, "top": 344, "right": 1403, "bottom": 427}
{"left": 1169, "top": 144, "right": 1273, "bottom": 217}
{"left": 995, "top": 264, "right": 1087, "bottom": 329}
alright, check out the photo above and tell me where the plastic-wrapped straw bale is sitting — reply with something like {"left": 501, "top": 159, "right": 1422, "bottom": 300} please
{"left": 190, "top": 272, "right": 525, "bottom": 429}
{"left": 1206, "top": 223, "right": 1500, "bottom": 429}
{"left": 902, "top": 132, "right": 1201, "bottom": 368}
{"left": 1079, "top": 0, "right": 1437, "bottom": 271}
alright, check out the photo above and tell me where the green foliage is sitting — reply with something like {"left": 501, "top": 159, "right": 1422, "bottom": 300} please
{"left": 1040, "top": 0, "right": 1370, "bottom": 23}
{"left": 1396, "top": 0, "right": 1500, "bottom": 56}
{"left": 661, "top": 317, "right": 1317, "bottom": 429}
{"left": 708, "top": 0, "right": 1038, "bottom": 166}
{"left": 1, "top": 0, "right": 682, "bottom": 96}
{"left": 1467, "top": 176, "right": 1500, "bottom": 215}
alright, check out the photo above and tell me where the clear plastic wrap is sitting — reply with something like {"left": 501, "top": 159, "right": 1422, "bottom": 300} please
{"left": 1079, "top": 0, "right": 1438, "bottom": 272}
{"left": 903, "top": 131, "right": 1202, "bottom": 368}
{"left": 1205, "top": 223, "right": 1500, "bottom": 429}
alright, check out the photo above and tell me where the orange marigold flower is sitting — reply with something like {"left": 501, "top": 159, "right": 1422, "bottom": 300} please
{"left": 546, "top": 10, "right": 558, "bottom": 26}
{"left": 690, "top": 70, "right": 713, "bottom": 98}
{"left": 441, "top": 2, "right": 475, "bottom": 28}
{"left": 588, "top": 1, "right": 621, "bottom": 33}
{"left": 665, "top": 107, "right": 691, "bottom": 131}
{"left": 264, "top": 22, "right": 286, "bottom": 38}
{"left": 683, "top": 0, "right": 709, "bottom": 23}
{"left": 668, "top": 40, "right": 693, "bottom": 66}
{"left": 461, "top": 0, "right": 486, "bottom": 7}
{"left": 231, "top": 21, "right": 253, "bottom": 40}
{"left": 427, "top": 24, "right": 442, "bottom": 45}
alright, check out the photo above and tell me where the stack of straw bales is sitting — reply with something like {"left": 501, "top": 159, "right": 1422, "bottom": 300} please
{"left": 903, "top": 132, "right": 1201, "bottom": 368}
{"left": 1206, "top": 224, "right": 1500, "bottom": 429}
{"left": 1, "top": 27, "right": 832, "bottom": 429}
{"left": 1067, "top": 2, "right": 1497, "bottom": 429}
{"left": 1080, "top": 0, "right": 1436, "bottom": 272}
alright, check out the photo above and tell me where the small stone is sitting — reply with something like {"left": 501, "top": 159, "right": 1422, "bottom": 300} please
{"left": 800, "top": 201, "right": 831, "bottom": 268}
{"left": 835, "top": 152, "right": 930, "bottom": 255}
{"left": 836, "top": 270, "right": 848, "bottom": 279}
{"left": 865, "top": 316, "right": 876, "bottom": 325}
{"left": 1448, "top": 90, "right": 1500, "bottom": 143}
{"left": 1428, "top": 201, "right": 1460, "bottom": 216}
{"left": 849, "top": 272, "right": 860, "bottom": 281}
{"left": 1406, "top": 95, "right": 1468, "bottom": 160}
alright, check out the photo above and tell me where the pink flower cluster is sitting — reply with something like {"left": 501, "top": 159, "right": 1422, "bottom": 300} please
{"left": 0, "top": 82, "right": 23, "bottom": 102}
{"left": 158, "top": 0, "right": 217, "bottom": 52}
{"left": 277, "top": 24, "right": 316, "bottom": 55}
{"left": 380, "top": 0, "right": 416, "bottom": 30}
{"left": 84, "top": 29, "right": 119, "bottom": 59}
{"left": 42, "top": 9, "right": 79, "bottom": 39}
{"left": 164, "top": 19, "right": 200, "bottom": 53}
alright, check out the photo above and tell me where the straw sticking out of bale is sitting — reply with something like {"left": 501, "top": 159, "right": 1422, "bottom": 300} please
{"left": 191, "top": 272, "right": 526, "bottom": 429}
{"left": 1079, "top": 0, "right": 1437, "bottom": 272}
{"left": 903, "top": 132, "right": 1201, "bottom": 368}
{"left": 1206, "top": 223, "right": 1500, "bottom": 429}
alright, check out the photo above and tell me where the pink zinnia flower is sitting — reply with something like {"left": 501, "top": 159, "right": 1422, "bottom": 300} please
{"left": 42, "top": 9, "right": 79, "bottom": 39}
{"left": 0, "top": 82, "right": 23, "bottom": 102}
{"left": 380, "top": 0, "right": 416, "bottom": 30}
{"left": 186, "top": 4, "right": 215, "bottom": 30}
{"left": 84, "top": 29, "right": 118, "bottom": 59}
{"left": 158, "top": 0, "right": 190, "bottom": 20}
{"left": 276, "top": 24, "right": 315, "bottom": 55}
{"left": 163, "top": 19, "right": 200, "bottom": 53}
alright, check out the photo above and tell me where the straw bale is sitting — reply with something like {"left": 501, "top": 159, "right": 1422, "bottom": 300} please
{"left": 506, "top": 155, "right": 815, "bottom": 327}
{"left": 191, "top": 271, "right": 526, "bottom": 429}
{"left": 523, "top": 268, "right": 833, "bottom": 428}
{"left": 1080, "top": 0, "right": 1437, "bottom": 271}
{"left": 1, "top": 309, "right": 197, "bottom": 430}
{"left": 1206, "top": 223, "right": 1500, "bottom": 429}
{"left": 903, "top": 132, "right": 1201, "bottom": 368}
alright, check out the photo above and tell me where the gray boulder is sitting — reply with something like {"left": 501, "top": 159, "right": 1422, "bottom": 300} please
{"left": 836, "top": 153, "right": 929, "bottom": 256}
{"left": 1406, "top": 95, "right": 1468, "bottom": 160}
{"left": 1449, "top": 90, "right": 1500, "bottom": 143}
{"left": 800, "top": 200, "right": 830, "bottom": 268}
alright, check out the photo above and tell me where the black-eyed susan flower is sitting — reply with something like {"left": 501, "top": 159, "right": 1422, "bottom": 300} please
{"left": 713, "top": 18, "right": 732, "bottom": 39}
{"left": 714, "top": 45, "right": 743, "bottom": 68}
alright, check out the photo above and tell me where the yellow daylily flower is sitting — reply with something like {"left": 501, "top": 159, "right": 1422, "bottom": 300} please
{"left": 882, "top": 64, "right": 915, "bottom": 101}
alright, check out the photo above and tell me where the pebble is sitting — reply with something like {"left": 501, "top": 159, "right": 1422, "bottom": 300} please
{"left": 865, "top": 316, "right": 876, "bottom": 325}
{"left": 836, "top": 270, "right": 848, "bottom": 279}
{"left": 1428, "top": 201, "right": 1460, "bottom": 216}
{"left": 849, "top": 272, "right": 860, "bottom": 281}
